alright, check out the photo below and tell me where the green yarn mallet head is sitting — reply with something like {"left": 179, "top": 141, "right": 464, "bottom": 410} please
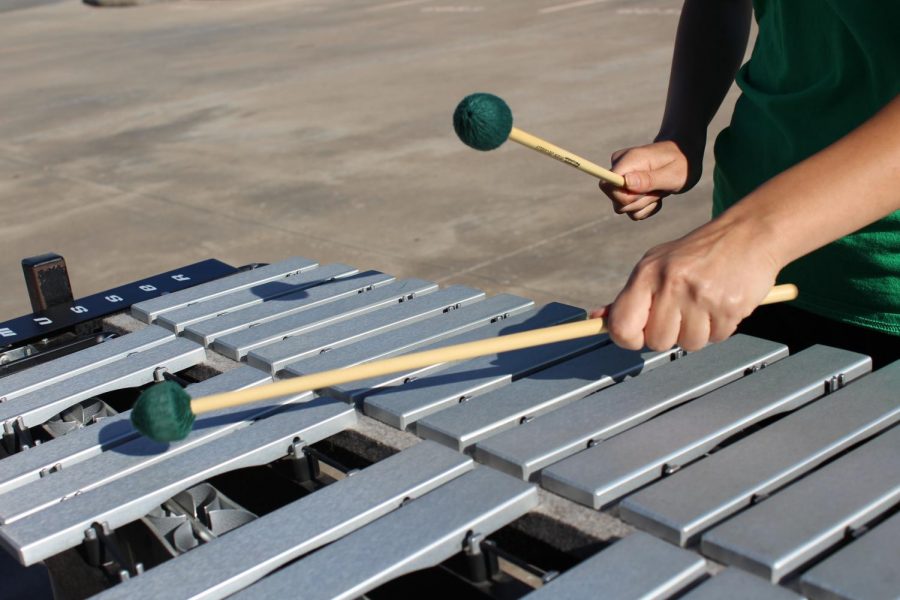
{"left": 453, "top": 93, "right": 514, "bottom": 151}
{"left": 131, "top": 380, "right": 195, "bottom": 443}
{"left": 452, "top": 92, "right": 628, "bottom": 188}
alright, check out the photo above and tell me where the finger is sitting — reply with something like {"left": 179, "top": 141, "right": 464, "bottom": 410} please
{"left": 599, "top": 180, "right": 648, "bottom": 209}
{"left": 621, "top": 194, "right": 662, "bottom": 214}
{"left": 677, "top": 307, "right": 711, "bottom": 352}
{"left": 623, "top": 160, "right": 687, "bottom": 195}
{"left": 629, "top": 200, "right": 663, "bottom": 221}
{"left": 643, "top": 293, "right": 681, "bottom": 351}
{"left": 588, "top": 305, "right": 609, "bottom": 320}
{"left": 606, "top": 283, "right": 653, "bottom": 351}
{"left": 709, "top": 315, "right": 739, "bottom": 343}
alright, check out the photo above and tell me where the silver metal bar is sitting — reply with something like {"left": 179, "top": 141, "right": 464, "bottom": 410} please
{"left": 132, "top": 257, "right": 318, "bottom": 323}
{"left": 799, "top": 510, "right": 900, "bottom": 600}
{"left": 541, "top": 346, "right": 871, "bottom": 511}
{"left": 284, "top": 293, "right": 534, "bottom": 382}
{"left": 92, "top": 441, "right": 473, "bottom": 600}
{"left": 680, "top": 569, "right": 804, "bottom": 600}
{"left": 0, "top": 326, "right": 174, "bottom": 402}
{"left": 619, "top": 358, "right": 899, "bottom": 547}
{"left": 524, "top": 532, "right": 706, "bottom": 599}
{"left": 475, "top": 335, "right": 787, "bottom": 480}
{"left": 182, "top": 271, "right": 395, "bottom": 346}
{"left": 0, "top": 366, "right": 272, "bottom": 498}
{"left": 246, "top": 285, "right": 486, "bottom": 374}
{"left": 229, "top": 467, "right": 538, "bottom": 600}
{"left": 0, "top": 338, "right": 207, "bottom": 429}
{"left": 701, "top": 424, "right": 900, "bottom": 582}
{"left": 363, "top": 308, "right": 600, "bottom": 431}
{"left": 212, "top": 279, "right": 438, "bottom": 361}
{"left": 156, "top": 264, "right": 358, "bottom": 333}
{"left": 0, "top": 398, "right": 356, "bottom": 566}
{"left": 417, "top": 345, "right": 674, "bottom": 452}
{"left": 324, "top": 301, "right": 581, "bottom": 401}
{"left": 0, "top": 366, "right": 277, "bottom": 523}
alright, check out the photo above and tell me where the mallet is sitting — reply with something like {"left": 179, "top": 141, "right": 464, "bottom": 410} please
{"left": 453, "top": 92, "right": 625, "bottom": 187}
{"left": 130, "top": 284, "right": 798, "bottom": 443}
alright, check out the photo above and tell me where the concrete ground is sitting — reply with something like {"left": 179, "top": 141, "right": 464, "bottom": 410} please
{"left": 0, "top": 0, "right": 743, "bottom": 321}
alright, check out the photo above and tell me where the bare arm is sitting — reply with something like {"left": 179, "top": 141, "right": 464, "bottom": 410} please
{"left": 602, "top": 94, "right": 900, "bottom": 351}
{"left": 599, "top": 0, "right": 753, "bottom": 219}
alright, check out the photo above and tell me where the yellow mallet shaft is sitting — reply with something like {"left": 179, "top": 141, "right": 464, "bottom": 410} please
{"left": 508, "top": 127, "right": 625, "bottom": 187}
{"left": 189, "top": 284, "right": 798, "bottom": 416}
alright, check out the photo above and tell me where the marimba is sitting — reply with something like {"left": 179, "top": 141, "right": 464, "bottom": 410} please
{"left": 0, "top": 256, "right": 897, "bottom": 599}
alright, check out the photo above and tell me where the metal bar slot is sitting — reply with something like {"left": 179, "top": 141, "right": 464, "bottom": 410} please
{"left": 91, "top": 441, "right": 473, "bottom": 600}
{"left": 132, "top": 257, "right": 318, "bottom": 324}
{"left": 618, "top": 358, "right": 900, "bottom": 546}
{"left": 475, "top": 335, "right": 788, "bottom": 480}
{"left": 229, "top": 467, "right": 538, "bottom": 600}
{"left": 540, "top": 345, "right": 871, "bottom": 511}
{"left": 523, "top": 532, "right": 706, "bottom": 599}
{"left": 0, "top": 398, "right": 357, "bottom": 566}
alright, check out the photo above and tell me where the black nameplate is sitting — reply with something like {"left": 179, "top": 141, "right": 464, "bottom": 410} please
{"left": 0, "top": 259, "right": 236, "bottom": 347}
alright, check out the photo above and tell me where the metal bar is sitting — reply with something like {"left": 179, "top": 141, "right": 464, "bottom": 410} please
{"left": 182, "top": 271, "right": 395, "bottom": 346}
{"left": 0, "top": 366, "right": 275, "bottom": 522}
{"left": 474, "top": 335, "right": 787, "bottom": 480}
{"left": 523, "top": 532, "right": 706, "bottom": 599}
{"left": 212, "top": 279, "right": 438, "bottom": 360}
{"left": 541, "top": 346, "right": 871, "bottom": 511}
{"left": 229, "top": 467, "right": 538, "bottom": 600}
{"left": 680, "top": 569, "right": 804, "bottom": 600}
{"left": 131, "top": 257, "right": 317, "bottom": 323}
{"left": 92, "top": 441, "right": 473, "bottom": 600}
{"left": 619, "top": 358, "right": 900, "bottom": 546}
{"left": 799, "top": 510, "right": 900, "bottom": 600}
{"left": 417, "top": 345, "right": 673, "bottom": 452}
{"left": 0, "top": 339, "right": 207, "bottom": 429}
{"left": 701, "top": 424, "right": 900, "bottom": 582}
{"left": 156, "top": 264, "right": 358, "bottom": 333}
{"left": 0, "top": 398, "right": 357, "bottom": 566}
{"left": 246, "top": 285, "right": 485, "bottom": 374}
{"left": 0, "top": 326, "right": 174, "bottom": 402}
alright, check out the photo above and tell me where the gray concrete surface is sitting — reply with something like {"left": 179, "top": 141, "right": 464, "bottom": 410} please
{"left": 0, "top": 0, "right": 742, "bottom": 321}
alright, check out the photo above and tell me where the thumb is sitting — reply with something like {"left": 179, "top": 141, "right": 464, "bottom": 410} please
{"left": 623, "top": 163, "right": 685, "bottom": 194}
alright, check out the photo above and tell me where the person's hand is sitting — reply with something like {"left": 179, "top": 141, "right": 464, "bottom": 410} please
{"left": 592, "top": 216, "right": 781, "bottom": 351}
{"left": 598, "top": 140, "right": 693, "bottom": 220}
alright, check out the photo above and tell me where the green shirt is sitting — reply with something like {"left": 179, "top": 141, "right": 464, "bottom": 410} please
{"left": 713, "top": 0, "right": 900, "bottom": 335}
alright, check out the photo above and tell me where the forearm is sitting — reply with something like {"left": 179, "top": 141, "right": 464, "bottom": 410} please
{"left": 718, "top": 94, "right": 900, "bottom": 268}
{"left": 657, "top": 0, "right": 753, "bottom": 157}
